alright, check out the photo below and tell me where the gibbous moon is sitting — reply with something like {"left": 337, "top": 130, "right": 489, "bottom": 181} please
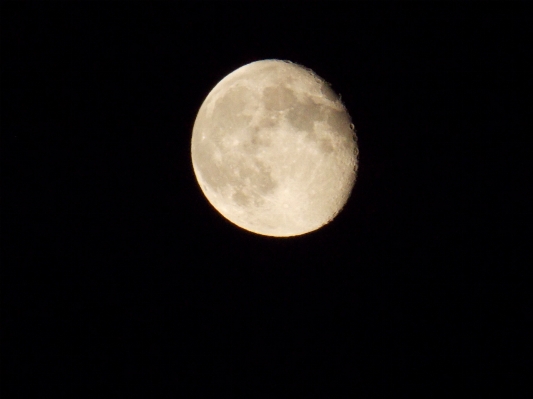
{"left": 191, "top": 59, "right": 359, "bottom": 237}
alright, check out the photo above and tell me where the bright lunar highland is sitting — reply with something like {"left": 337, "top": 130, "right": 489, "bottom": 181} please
{"left": 191, "top": 59, "right": 359, "bottom": 237}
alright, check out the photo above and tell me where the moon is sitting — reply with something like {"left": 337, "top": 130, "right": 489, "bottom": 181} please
{"left": 191, "top": 59, "right": 359, "bottom": 237}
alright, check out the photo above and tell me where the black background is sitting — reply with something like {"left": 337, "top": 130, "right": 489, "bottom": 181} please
{"left": 1, "top": 2, "right": 531, "bottom": 397}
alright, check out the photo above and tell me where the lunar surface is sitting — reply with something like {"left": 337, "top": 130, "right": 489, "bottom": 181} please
{"left": 191, "top": 59, "right": 359, "bottom": 237}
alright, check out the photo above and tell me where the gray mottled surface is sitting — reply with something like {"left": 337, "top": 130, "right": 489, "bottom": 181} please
{"left": 191, "top": 60, "right": 358, "bottom": 237}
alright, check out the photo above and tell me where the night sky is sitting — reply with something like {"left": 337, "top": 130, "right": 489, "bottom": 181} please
{"left": 2, "top": 2, "right": 530, "bottom": 397}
